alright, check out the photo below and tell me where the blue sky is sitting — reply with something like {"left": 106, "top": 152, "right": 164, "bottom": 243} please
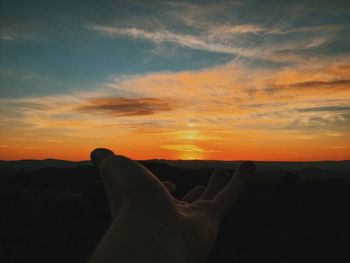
{"left": 2, "top": 0, "right": 349, "bottom": 97}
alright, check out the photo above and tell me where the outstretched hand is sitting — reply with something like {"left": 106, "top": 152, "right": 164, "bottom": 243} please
{"left": 88, "top": 148, "right": 255, "bottom": 263}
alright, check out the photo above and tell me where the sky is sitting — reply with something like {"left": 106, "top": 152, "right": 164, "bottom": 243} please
{"left": 0, "top": 0, "right": 350, "bottom": 161}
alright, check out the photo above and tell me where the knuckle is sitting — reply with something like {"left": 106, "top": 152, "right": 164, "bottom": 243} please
{"left": 100, "top": 155, "right": 127, "bottom": 175}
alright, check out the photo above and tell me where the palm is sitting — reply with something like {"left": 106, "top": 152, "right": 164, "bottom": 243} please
{"left": 90, "top": 148, "right": 255, "bottom": 263}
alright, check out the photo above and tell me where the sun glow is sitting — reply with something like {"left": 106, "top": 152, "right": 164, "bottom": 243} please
{"left": 178, "top": 151, "right": 204, "bottom": 160}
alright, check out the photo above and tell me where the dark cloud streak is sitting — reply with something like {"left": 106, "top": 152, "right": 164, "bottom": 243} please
{"left": 276, "top": 79, "right": 350, "bottom": 89}
{"left": 77, "top": 97, "right": 175, "bottom": 116}
{"left": 297, "top": 105, "right": 350, "bottom": 113}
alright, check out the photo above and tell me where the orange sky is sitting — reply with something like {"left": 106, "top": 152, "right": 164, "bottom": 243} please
{"left": 1, "top": 1, "right": 350, "bottom": 161}
{"left": 1, "top": 58, "right": 350, "bottom": 161}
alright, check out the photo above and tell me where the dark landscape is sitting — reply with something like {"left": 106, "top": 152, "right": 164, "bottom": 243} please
{"left": 1, "top": 159, "right": 350, "bottom": 263}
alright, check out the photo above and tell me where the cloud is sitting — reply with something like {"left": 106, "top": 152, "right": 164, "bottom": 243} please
{"left": 297, "top": 105, "right": 350, "bottom": 113}
{"left": 262, "top": 24, "right": 345, "bottom": 36}
{"left": 209, "top": 24, "right": 264, "bottom": 34}
{"left": 0, "top": 30, "right": 42, "bottom": 42}
{"left": 83, "top": 0, "right": 345, "bottom": 65}
{"left": 85, "top": 21, "right": 341, "bottom": 65}
{"left": 329, "top": 146, "right": 350, "bottom": 150}
{"left": 161, "top": 144, "right": 206, "bottom": 153}
{"left": 276, "top": 79, "right": 350, "bottom": 90}
{"left": 161, "top": 144, "right": 221, "bottom": 153}
{"left": 85, "top": 23, "right": 258, "bottom": 57}
{"left": 1, "top": 35, "right": 16, "bottom": 41}
{"left": 83, "top": 0, "right": 347, "bottom": 65}
{"left": 76, "top": 97, "right": 175, "bottom": 116}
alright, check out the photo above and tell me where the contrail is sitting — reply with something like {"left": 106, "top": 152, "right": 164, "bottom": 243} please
{"left": 223, "top": 13, "right": 289, "bottom": 69}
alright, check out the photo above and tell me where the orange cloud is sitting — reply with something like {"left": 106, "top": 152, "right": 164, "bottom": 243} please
{"left": 1, "top": 57, "right": 350, "bottom": 161}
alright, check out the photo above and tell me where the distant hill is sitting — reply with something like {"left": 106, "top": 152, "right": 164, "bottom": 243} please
{"left": 0, "top": 159, "right": 91, "bottom": 172}
{"left": 152, "top": 160, "right": 350, "bottom": 174}
{"left": 1, "top": 158, "right": 349, "bottom": 174}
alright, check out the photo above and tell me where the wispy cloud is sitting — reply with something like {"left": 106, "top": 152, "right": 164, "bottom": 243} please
{"left": 207, "top": 24, "right": 264, "bottom": 36}
{"left": 0, "top": 31, "right": 42, "bottom": 42}
{"left": 281, "top": 25, "right": 345, "bottom": 34}
{"left": 161, "top": 144, "right": 206, "bottom": 153}
{"left": 297, "top": 106, "right": 350, "bottom": 113}
{"left": 85, "top": 20, "right": 340, "bottom": 64}
{"left": 275, "top": 79, "right": 350, "bottom": 90}
{"left": 85, "top": 23, "right": 258, "bottom": 57}
{"left": 161, "top": 144, "right": 222, "bottom": 153}
{"left": 1, "top": 35, "right": 16, "bottom": 41}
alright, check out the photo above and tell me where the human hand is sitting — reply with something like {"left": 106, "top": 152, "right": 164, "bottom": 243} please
{"left": 88, "top": 148, "right": 255, "bottom": 263}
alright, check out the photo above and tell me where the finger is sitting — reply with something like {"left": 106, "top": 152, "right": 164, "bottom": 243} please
{"left": 163, "top": 181, "right": 176, "bottom": 194}
{"left": 211, "top": 161, "right": 255, "bottom": 219}
{"left": 181, "top": 185, "right": 206, "bottom": 203}
{"left": 90, "top": 148, "right": 119, "bottom": 218}
{"left": 201, "top": 168, "right": 231, "bottom": 200}
{"left": 91, "top": 149, "right": 175, "bottom": 213}
{"left": 91, "top": 148, "right": 115, "bottom": 171}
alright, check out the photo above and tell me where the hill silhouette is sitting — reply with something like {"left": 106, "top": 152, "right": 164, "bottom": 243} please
{"left": 0, "top": 160, "right": 350, "bottom": 262}
{"left": 0, "top": 159, "right": 91, "bottom": 172}
{"left": 1, "top": 158, "right": 350, "bottom": 173}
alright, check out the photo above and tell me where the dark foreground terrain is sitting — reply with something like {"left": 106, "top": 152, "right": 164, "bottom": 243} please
{"left": 1, "top": 160, "right": 350, "bottom": 263}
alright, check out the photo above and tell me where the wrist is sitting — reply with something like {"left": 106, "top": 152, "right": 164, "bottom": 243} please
{"left": 89, "top": 212, "right": 189, "bottom": 263}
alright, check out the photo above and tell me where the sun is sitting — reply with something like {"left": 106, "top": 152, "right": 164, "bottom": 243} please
{"left": 179, "top": 151, "right": 203, "bottom": 160}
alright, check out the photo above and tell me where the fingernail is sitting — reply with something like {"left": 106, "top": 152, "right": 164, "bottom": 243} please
{"left": 90, "top": 148, "right": 115, "bottom": 169}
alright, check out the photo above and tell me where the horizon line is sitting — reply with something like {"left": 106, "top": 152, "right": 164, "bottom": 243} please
{"left": 1, "top": 158, "right": 349, "bottom": 163}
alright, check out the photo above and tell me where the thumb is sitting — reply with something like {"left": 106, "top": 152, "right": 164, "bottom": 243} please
{"left": 91, "top": 148, "right": 121, "bottom": 219}
{"left": 90, "top": 148, "right": 115, "bottom": 171}
{"left": 90, "top": 148, "right": 175, "bottom": 216}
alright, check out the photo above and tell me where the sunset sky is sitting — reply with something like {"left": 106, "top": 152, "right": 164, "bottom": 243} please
{"left": 1, "top": 0, "right": 350, "bottom": 161}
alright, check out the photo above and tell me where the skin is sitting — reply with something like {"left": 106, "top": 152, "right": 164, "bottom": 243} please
{"left": 88, "top": 148, "right": 256, "bottom": 263}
